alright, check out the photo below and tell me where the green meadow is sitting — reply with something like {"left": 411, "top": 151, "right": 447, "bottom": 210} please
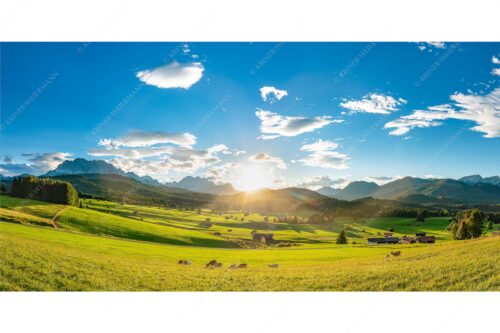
{"left": 1, "top": 195, "right": 498, "bottom": 291}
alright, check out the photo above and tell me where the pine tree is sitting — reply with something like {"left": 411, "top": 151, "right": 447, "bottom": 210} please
{"left": 336, "top": 230, "right": 348, "bottom": 244}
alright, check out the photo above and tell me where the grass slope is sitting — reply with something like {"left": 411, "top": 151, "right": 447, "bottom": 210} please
{"left": 1, "top": 222, "right": 498, "bottom": 291}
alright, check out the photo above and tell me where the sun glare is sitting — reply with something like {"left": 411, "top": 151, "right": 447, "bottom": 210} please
{"left": 236, "top": 165, "right": 272, "bottom": 192}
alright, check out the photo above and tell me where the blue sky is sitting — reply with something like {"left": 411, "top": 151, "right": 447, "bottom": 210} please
{"left": 1, "top": 42, "right": 499, "bottom": 190}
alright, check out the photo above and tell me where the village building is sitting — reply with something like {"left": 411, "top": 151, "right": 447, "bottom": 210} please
{"left": 367, "top": 237, "right": 400, "bottom": 244}
{"left": 251, "top": 230, "right": 274, "bottom": 243}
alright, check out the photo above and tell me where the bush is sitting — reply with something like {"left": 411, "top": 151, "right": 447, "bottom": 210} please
{"left": 11, "top": 176, "right": 78, "bottom": 206}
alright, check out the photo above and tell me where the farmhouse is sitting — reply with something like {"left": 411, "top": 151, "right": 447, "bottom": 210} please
{"left": 251, "top": 230, "right": 274, "bottom": 243}
{"left": 416, "top": 235, "right": 436, "bottom": 243}
{"left": 367, "top": 237, "right": 400, "bottom": 244}
{"left": 400, "top": 235, "right": 416, "bottom": 244}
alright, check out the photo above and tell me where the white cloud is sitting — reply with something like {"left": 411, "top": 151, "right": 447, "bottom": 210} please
{"left": 88, "top": 130, "right": 230, "bottom": 176}
{"left": 22, "top": 152, "right": 72, "bottom": 172}
{"left": 249, "top": 153, "right": 287, "bottom": 169}
{"left": 260, "top": 86, "right": 288, "bottom": 102}
{"left": 99, "top": 131, "right": 196, "bottom": 148}
{"left": 299, "top": 139, "right": 349, "bottom": 169}
{"left": 256, "top": 109, "right": 342, "bottom": 140}
{"left": 492, "top": 68, "right": 500, "bottom": 76}
{"left": 385, "top": 88, "right": 500, "bottom": 138}
{"left": 297, "top": 175, "right": 350, "bottom": 190}
{"left": 340, "top": 94, "right": 407, "bottom": 114}
{"left": 1, "top": 152, "right": 72, "bottom": 176}
{"left": 416, "top": 42, "right": 446, "bottom": 51}
{"left": 365, "top": 176, "right": 394, "bottom": 185}
{"left": 492, "top": 55, "right": 500, "bottom": 65}
{"left": 136, "top": 61, "right": 204, "bottom": 89}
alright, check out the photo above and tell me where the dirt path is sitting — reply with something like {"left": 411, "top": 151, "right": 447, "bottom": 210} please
{"left": 52, "top": 206, "right": 69, "bottom": 229}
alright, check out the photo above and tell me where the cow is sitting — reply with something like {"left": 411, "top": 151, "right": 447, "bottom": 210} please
{"left": 237, "top": 263, "right": 247, "bottom": 269}
{"left": 268, "top": 264, "right": 279, "bottom": 268}
{"left": 178, "top": 260, "right": 192, "bottom": 265}
{"left": 215, "top": 263, "right": 223, "bottom": 268}
{"left": 206, "top": 260, "right": 218, "bottom": 268}
{"left": 228, "top": 264, "right": 237, "bottom": 269}
{"left": 390, "top": 251, "right": 401, "bottom": 257}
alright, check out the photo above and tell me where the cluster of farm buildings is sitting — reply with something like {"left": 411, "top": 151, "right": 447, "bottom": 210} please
{"left": 367, "top": 232, "right": 436, "bottom": 244}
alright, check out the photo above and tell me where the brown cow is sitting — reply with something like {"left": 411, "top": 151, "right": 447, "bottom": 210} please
{"left": 237, "top": 263, "right": 248, "bottom": 269}
{"left": 390, "top": 251, "right": 401, "bottom": 257}
{"left": 268, "top": 264, "right": 279, "bottom": 268}
{"left": 215, "top": 263, "right": 223, "bottom": 268}
{"left": 228, "top": 264, "right": 237, "bottom": 269}
{"left": 206, "top": 260, "right": 218, "bottom": 268}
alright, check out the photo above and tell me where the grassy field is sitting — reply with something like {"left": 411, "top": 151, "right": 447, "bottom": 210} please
{"left": 1, "top": 195, "right": 498, "bottom": 291}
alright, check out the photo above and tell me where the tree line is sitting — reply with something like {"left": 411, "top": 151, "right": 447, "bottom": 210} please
{"left": 10, "top": 176, "right": 79, "bottom": 206}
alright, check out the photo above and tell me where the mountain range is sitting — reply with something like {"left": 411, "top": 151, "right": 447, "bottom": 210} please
{"left": 3, "top": 158, "right": 499, "bottom": 206}
{"left": 317, "top": 176, "right": 500, "bottom": 204}
{"left": 44, "top": 158, "right": 162, "bottom": 186}
{"left": 166, "top": 176, "right": 237, "bottom": 195}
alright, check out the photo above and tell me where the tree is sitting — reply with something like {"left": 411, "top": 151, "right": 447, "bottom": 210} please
{"left": 451, "top": 209, "right": 485, "bottom": 240}
{"left": 416, "top": 211, "right": 425, "bottom": 222}
{"left": 336, "top": 230, "right": 348, "bottom": 244}
{"left": 10, "top": 176, "right": 78, "bottom": 206}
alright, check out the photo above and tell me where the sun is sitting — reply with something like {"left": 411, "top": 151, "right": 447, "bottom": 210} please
{"left": 235, "top": 165, "right": 273, "bottom": 192}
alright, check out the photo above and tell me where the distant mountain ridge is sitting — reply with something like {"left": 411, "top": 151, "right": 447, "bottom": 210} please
{"left": 458, "top": 175, "right": 500, "bottom": 186}
{"left": 317, "top": 176, "right": 500, "bottom": 204}
{"left": 166, "top": 176, "right": 238, "bottom": 195}
{"left": 44, "top": 158, "right": 162, "bottom": 186}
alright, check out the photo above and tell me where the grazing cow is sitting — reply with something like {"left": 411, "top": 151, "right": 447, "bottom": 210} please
{"left": 390, "top": 251, "right": 401, "bottom": 257}
{"left": 228, "top": 264, "right": 237, "bottom": 269}
{"left": 215, "top": 263, "right": 223, "bottom": 268}
{"left": 213, "top": 232, "right": 221, "bottom": 236}
{"left": 237, "top": 263, "right": 247, "bottom": 269}
{"left": 268, "top": 264, "right": 279, "bottom": 268}
{"left": 178, "top": 260, "right": 192, "bottom": 265}
{"left": 206, "top": 260, "right": 218, "bottom": 268}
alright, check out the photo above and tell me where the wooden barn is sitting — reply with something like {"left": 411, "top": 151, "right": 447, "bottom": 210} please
{"left": 251, "top": 231, "right": 274, "bottom": 243}
{"left": 367, "top": 237, "right": 400, "bottom": 244}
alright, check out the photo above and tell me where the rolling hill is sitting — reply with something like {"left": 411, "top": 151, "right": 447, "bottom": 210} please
{"left": 47, "top": 173, "right": 214, "bottom": 207}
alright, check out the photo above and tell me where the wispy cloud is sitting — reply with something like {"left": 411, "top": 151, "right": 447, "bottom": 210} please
{"left": 89, "top": 130, "right": 229, "bottom": 175}
{"left": 0, "top": 152, "right": 72, "bottom": 176}
{"left": 249, "top": 153, "right": 287, "bottom": 169}
{"left": 417, "top": 42, "right": 446, "bottom": 52}
{"left": 340, "top": 93, "right": 407, "bottom": 114}
{"left": 98, "top": 130, "right": 196, "bottom": 148}
{"left": 365, "top": 176, "right": 394, "bottom": 185}
{"left": 136, "top": 61, "right": 204, "bottom": 89}
{"left": 297, "top": 175, "right": 350, "bottom": 190}
{"left": 259, "top": 86, "right": 288, "bottom": 102}
{"left": 385, "top": 88, "right": 500, "bottom": 138}
{"left": 299, "top": 139, "right": 349, "bottom": 169}
{"left": 256, "top": 109, "right": 342, "bottom": 140}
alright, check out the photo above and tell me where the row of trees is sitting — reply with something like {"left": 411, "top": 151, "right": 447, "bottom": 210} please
{"left": 11, "top": 176, "right": 79, "bottom": 206}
